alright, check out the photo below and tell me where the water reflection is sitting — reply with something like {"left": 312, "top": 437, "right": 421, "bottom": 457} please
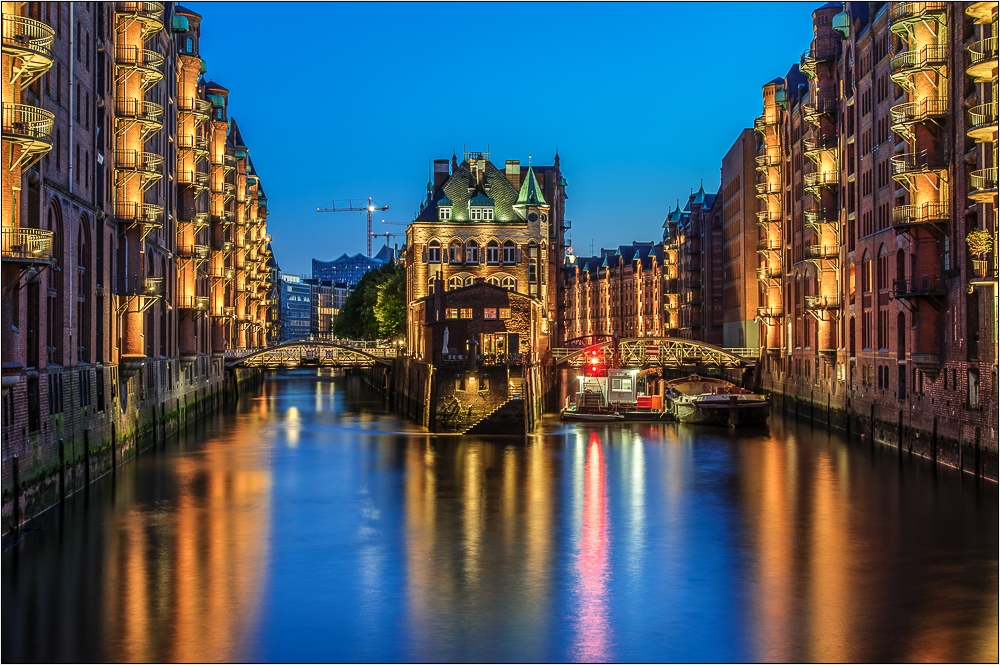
{"left": 572, "top": 433, "right": 611, "bottom": 661}
{"left": 2, "top": 371, "right": 997, "bottom": 663}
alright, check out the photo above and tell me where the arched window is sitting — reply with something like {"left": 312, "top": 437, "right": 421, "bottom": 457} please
{"left": 877, "top": 244, "right": 888, "bottom": 291}
{"left": 427, "top": 276, "right": 436, "bottom": 294}
{"left": 185, "top": 37, "right": 194, "bottom": 53}
{"left": 449, "top": 240, "right": 462, "bottom": 264}
{"left": 861, "top": 250, "right": 871, "bottom": 293}
{"left": 895, "top": 248, "right": 905, "bottom": 286}
{"left": 427, "top": 240, "right": 441, "bottom": 264}
{"left": 47, "top": 202, "right": 64, "bottom": 365}
{"left": 448, "top": 275, "right": 464, "bottom": 290}
{"left": 466, "top": 239, "right": 479, "bottom": 264}
{"left": 486, "top": 240, "right": 500, "bottom": 265}
{"left": 502, "top": 240, "right": 516, "bottom": 264}
{"left": 77, "top": 220, "right": 91, "bottom": 363}
{"left": 501, "top": 276, "right": 516, "bottom": 291}
{"left": 464, "top": 276, "right": 475, "bottom": 286}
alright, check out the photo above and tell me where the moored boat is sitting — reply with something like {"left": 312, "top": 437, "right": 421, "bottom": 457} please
{"left": 560, "top": 407, "right": 625, "bottom": 422}
{"left": 665, "top": 375, "right": 769, "bottom": 426}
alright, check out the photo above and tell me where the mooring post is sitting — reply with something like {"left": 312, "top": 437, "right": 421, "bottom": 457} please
{"left": 58, "top": 438, "right": 65, "bottom": 503}
{"left": 12, "top": 456, "right": 20, "bottom": 533}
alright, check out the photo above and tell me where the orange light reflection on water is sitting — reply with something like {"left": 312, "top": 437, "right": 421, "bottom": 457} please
{"left": 572, "top": 432, "right": 611, "bottom": 662}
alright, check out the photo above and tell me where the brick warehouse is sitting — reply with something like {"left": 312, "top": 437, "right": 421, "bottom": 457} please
{"left": 751, "top": 1, "right": 998, "bottom": 476}
{"left": 558, "top": 2, "right": 997, "bottom": 477}
{"left": 1, "top": 2, "right": 279, "bottom": 532}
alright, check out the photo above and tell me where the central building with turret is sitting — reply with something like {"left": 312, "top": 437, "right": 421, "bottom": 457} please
{"left": 404, "top": 149, "right": 568, "bottom": 361}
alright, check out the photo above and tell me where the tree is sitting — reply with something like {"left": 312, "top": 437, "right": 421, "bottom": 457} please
{"left": 333, "top": 262, "right": 406, "bottom": 340}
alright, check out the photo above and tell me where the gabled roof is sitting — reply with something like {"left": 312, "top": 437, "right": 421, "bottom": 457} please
{"left": 515, "top": 165, "right": 547, "bottom": 206}
{"left": 415, "top": 157, "right": 521, "bottom": 223}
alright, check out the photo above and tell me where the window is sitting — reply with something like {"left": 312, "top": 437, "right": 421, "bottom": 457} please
{"left": 471, "top": 207, "right": 493, "bottom": 221}
{"left": 185, "top": 37, "right": 194, "bottom": 53}
{"left": 427, "top": 240, "right": 441, "bottom": 263}
{"left": 445, "top": 308, "right": 459, "bottom": 319}
{"left": 611, "top": 378, "right": 632, "bottom": 391}
{"left": 501, "top": 276, "right": 516, "bottom": 291}
{"left": 449, "top": 241, "right": 462, "bottom": 264}
{"left": 484, "top": 308, "right": 497, "bottom": 320}
{"left": 502, "top": 240, "right": 516, "bottom": 264}
{"left": 439, "top": 206, "right": 451, "bottom": 221}
{"left": 499, "top": 308, "right": 511, "bottom": 319}
{"left": 486, "top": 240, "right": 500, "bottom": 264}
{"left": 460, "top": 308, "right": 472, "bottom": 319}
{"left": 466, "top": 239, "right": 479, "bottom": 264}
{"left": 448, "top": 276, "right": 464, "bottom": 290}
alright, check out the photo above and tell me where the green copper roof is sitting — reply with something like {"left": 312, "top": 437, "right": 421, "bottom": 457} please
{"left": 171, "top": 14, "right": 189, "bottom": 32}
{"left": 469, "top": 191, "right": 494, "bottom": 207}
{"left": 516, "top": 165, "right": 547, "bottom": 206}
{"left": 437, "top": 196, "right": 452, "bottom": 206}
{"left": 207, "top": 93, "right": 225, "bottom": 108}
{"left": 199, "top": 58, "right": 208, "bottom": 75}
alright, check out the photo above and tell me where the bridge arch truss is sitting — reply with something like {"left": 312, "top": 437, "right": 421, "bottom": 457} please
{"left": 552, "top": 337, "right": 757, "bottom": 369}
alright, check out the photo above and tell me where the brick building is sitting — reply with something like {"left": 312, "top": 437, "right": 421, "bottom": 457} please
{"left": 562, "top": 242, "right": 666, "bottom": 341}
{"left": 720, "top": 128, "right": 761, "bottom": 350}
{"left": 1, "top": 2, "right": 275, "bottom": 529}
{"left": 750, "top": 1, "right": 998, "bottom": 467}
{"left": 404, "top": 149, "right": 569, "bottom": 360}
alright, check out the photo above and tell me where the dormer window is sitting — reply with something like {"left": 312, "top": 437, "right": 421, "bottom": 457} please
{"left": 471, "top": 207, "right": 494, "bottom": 221}
{"left": 439, "top": 206, "right": 451, "bottom": 221}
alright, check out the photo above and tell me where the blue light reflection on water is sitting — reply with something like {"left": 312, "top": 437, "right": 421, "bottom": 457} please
{"left": 2, "top": 369, "right": 997, "bottom": 663}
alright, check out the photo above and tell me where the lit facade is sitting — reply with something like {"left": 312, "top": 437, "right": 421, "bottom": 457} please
{"left": 404, "top": 150, "right": 568, "bottom": 361}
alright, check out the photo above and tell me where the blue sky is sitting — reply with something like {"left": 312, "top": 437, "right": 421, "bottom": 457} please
{"left": 191, "top": 2, "right": 817, "bottom": 276}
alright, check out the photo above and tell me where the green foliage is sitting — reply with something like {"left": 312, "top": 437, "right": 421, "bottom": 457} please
{"left": 966, "top": 228, "right": 993, "bottom": 257}
{"left": 333, "top": 262, "right": 406, "bottom": 340}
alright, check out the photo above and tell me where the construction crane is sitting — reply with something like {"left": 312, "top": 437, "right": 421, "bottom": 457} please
{"left": 316, "top": 197, "right": 389, "bottom": 257}
{"left": 371, "top": 230, "right": 406, "bottom": 262}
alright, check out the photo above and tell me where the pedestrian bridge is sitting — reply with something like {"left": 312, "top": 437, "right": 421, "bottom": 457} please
{"left": 226, "top": 338, "right": 402, "bottom": 368}
{"left": 552, "top": 336, "right": 758, "bottom": 369}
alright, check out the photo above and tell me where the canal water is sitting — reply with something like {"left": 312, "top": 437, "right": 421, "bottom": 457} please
{"left": 3, "top": 369, "right": 997, "bottom": 663}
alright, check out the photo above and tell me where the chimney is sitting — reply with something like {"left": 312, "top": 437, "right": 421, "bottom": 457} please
{"left": 433, "top": 159, "right": 450, "bottom": 189}
{"left": 505, "top": 160, "right": 520, "bottom": 188}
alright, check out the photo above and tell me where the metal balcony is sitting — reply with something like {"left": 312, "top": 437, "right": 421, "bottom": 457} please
{"left": 211, "top": 212, "right": 234, "bottom": 227}
{"left": 1, "top": 227, "right": 53, "bottom": 264}
{"left": 890, "top": 150, "right": 944, "bottom": 179}
{"left": 889, "top": 45, "right": 948, "bottom": 87}
{"left": 804, "top": 209, "right": 837, "bottom": 232}
{"left": 969, "top": 168, "right": 998, "bottom": 204}
{"left": 177, "top": 169, "right": 210, "bottom": 190}
{"left": 114, "top": 99, "right": 164, "bottom": 139}
{"left": 889, "top": 2, "right": 947, "bottom": 32}
{"left": 178, "top": 208, "right": 210, "bottom": 230}
{"left": 891, "top": 202, "right": 948, "bottom": 228}
{"left": 115, "top": 150, "right": 163, "bottom": 186}
{"left": 118, "top": 276, "right": 164, "bottom": 297}
{"left": 114, "top": 46, "right": 164, "bottom": 87}
{"left": 757, "top": 266, "right": 780, "bottom": 282}
{"left": 799, "top": 36, "right": 839, "bottom": 79}
{"left": 804, "top": 294, "right": 841, "bottom": 310}
{"left": 803, "top": 138, "right": 837, "bottom": 162}
{"left": 803, "top": 100, "right": 838, "bottom": 126}
{"left": 967, "top": 103, "right": 998, "bottom": 143}
{"left": 892, "top": 276, "right": 945, "bottom": 299}
{"left": 178, "top": 295, "right": 210, "bottom": 311}
{"left": 805, "top": 245, "right": 839, "bottom": 261}
{"left": 803, "top": 170, "right": 839, "bottom": 193}
{"left": 177, "top": 134, "right": 209, "bottom": 155}
{"left": 753, "top": 114, "right": 778, "bottom": 134}
{"left": 757, "top": 239, "right": 781, "bottom": 253}
{"left": 115, "top": 202, "right": 163, "bottom": 232}
{"left": 2, "top": 102, "right": 54, "bottom": 168}
{"left": 756, "top": 306, "right": 783, "bottom": 320}
{"left": 757, "top": 209, "right": 781, "bottom": 226}
{"left": 968, "top": 37, "right": 999, "bottom": 83}
{"left": 178, "top": 244, "right": 210, "bottom": 262}
{"left": 177, "top": 97, "right": 211, "bottom": 122}
{"left": 2, "top": 14, "right": 55, "bottom": 87}
{"left": 115, "top": 2, "right": 165, "bottom": 34}
{"left": 890, "top": 98, "right": 947, "bottom": 137}
{"left": 755, "top": 153, "right": 780, "bottom": 171}
{"left": 755, "top": 181, "right": 781, "bottom": 197}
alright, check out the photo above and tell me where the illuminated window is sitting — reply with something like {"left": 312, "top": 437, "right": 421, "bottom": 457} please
{"left": 502, "top": 241, "right": 516, "bottom": 264}
{"left": 449, "top": 241, "right": 462, "bottom": 264}
{"left": 499, "top": 307, "right": 511, "bottom": 319}
{"left": 484, "top": 308, "right": 497, "bottom": 319}
{"left": 446, "top": 308, "right": 459, "bottom": 319}
{"left": 501, "top": 276, "right": 516, "bottom": 291}
{"left": 460, "top": 308, "right": 473, "bottom": 319}
{"left": 448, "top": 276, "right": 464, "bottom": 290}
{"left": 439, "top": 206, "right": 451, "bottom": 221}
{"left": 466, "top": 239, "right": 479, "bottom": 264}
{"left": 486, "top": 241, "right": 500, "bottom": 264}
{"left": 427, "top": 240, "right": 441, "bottom": 263}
